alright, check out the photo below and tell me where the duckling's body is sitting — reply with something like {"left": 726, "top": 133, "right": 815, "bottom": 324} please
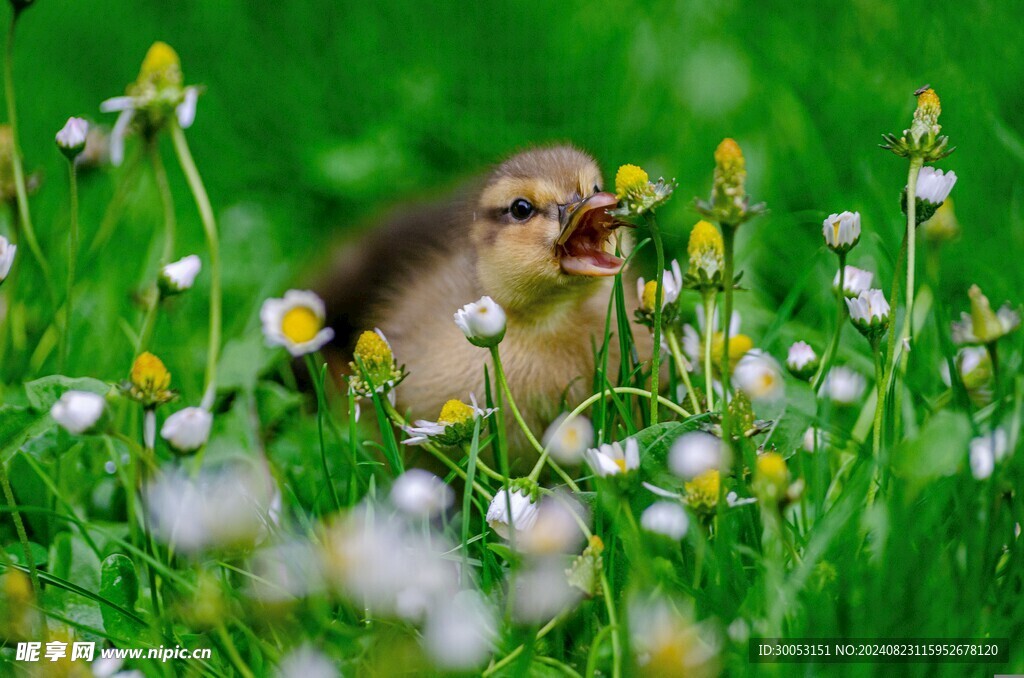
{"left": 315, "top": 146, "right": 647, "bottom": 458}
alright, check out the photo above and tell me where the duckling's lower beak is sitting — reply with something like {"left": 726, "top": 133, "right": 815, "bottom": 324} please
{"left": 556, "top": 192, "right": 625, "bottom": 277}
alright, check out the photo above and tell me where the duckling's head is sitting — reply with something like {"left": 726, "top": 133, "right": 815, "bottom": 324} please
{"left": 470, "top": 146, "right": 624, "bottom": 314}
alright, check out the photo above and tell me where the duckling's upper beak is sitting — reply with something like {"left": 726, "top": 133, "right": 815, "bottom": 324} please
{"left": 556, "top": 191, "right": 625, "bottom": 277}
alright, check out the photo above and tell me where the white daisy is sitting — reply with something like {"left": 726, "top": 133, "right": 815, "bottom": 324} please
{"left": 260, "top": 290, "right": 335, "bottom": 356}
{"left": 50, "top": 391, "right": 106, "bottom": 435}
{"left": 584, "top": 438, "right": 640, "bottom": 477}
{"left": 454, "top": 296, "right": 506, "bottom": 347}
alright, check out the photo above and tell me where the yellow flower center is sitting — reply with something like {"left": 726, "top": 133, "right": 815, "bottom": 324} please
{"left": 280, "top": 306, "right": 321, "bottom": 344}
{"left": 685, "top": 469, "right": 720, "bottom": 512}
{"left": 642, "top": 280, "right": 659, "bottom": 313}
{"left": 613, "top": 457, "right": 628, "bottom": 473}
{"left": 131, "top": 351, "right": 171, "bottom": 392}
{"left": 710, "top": 333, "right": 753, "bottom": 372}
{"left": 438, "top": 399, "right": 474, "bottom": 425}
{"left": 615, "top": 164, "right": 649, "bottom": 200}
{"left": 588, "top": 535, "right": 604, "bottom": 553}
{"left": 687, "top": 220, "right": 724, "bottom": 274}
{"left": 756, "top": 452, "right": 788, "bottom": 486}
{"left": 915, "top": 88, "right": 941, "bottom": 116}
{"left": 714, "top": 138, "right": 745, "bottom": 173}
{"left": 137, "top": 41, "right": 183, "bottom": 88}
{"left": 353, "top": 330, "right": 393, "bottom": 366}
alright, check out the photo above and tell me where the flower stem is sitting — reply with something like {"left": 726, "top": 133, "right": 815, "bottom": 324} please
{"left": 306, "top": 354, "right": 341, "bottom": 513}
{"left": 720, "top": 224, "right": 737, "bottom": 441}
{"left": 0, "top": 457, "right": 46, "bottom": 634}
{"left": 3, "top": 14, "right": 54, "bottom": 300}
{"left": 664, "top": 328, "right": 702, "bottom": 415}
{"left": 148, "top": 138, "right": 176, "bottom": 267}
{"left": 62, "top": 162, "right": 80, "bottom": 370}
{"left": 812, "top": 252, "right": 846, "bottom": 390}
{"left": 702, "top": 292, "right": 716, "bottom": 412}
{"left": 871, "top": 337, "right": 884, "bottom": 460}
{"left": 170, "top": 124, "right": 221, "bottom": 410}
{"left": 645, "top": 214, "right": 665, "bottom": 424}
{"left": 902, "top": 158, "right": 924, "bottom": 358}
{"left": 491, "top": 346, "right": 580, "bottom": 491}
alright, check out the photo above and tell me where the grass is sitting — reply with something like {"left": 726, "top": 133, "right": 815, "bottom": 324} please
{"left": 1, "top": 1, "right": 1024, "bottom": 676}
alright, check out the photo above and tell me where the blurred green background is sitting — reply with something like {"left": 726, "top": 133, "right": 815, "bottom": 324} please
{"left": 2, "top": 0, "right": 1022, "bottom": 398}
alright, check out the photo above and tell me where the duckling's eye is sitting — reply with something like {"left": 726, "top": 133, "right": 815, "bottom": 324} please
{"left": 593, "top": 185, "right": 600, "bottom": 194}
{"left": 509, "top": 198, "right": 534, "bottom": 221}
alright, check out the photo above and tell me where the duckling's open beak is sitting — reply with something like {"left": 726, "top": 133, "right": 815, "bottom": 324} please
{"left": 556, "top": 191, "right": 625, "bottom": 277}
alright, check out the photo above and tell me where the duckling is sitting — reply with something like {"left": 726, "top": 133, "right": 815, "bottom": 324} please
{"left": 314, "top": 145, "right": 648, "bottom": 461}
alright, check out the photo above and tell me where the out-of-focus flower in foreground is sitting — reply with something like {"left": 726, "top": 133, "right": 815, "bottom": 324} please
{"left": 819, "top": 366, "right": 866, "bottom": 405}
{"left": 951, "top": 284, "right": 1021, "bottom": 346}
{"left": 159, "top": 254, "right": 201, "bottom": 295}
{"left": 453, "top": 295, "right": 506, "bottom": 347}
{"left": 629, "top": 597, "right": 720, "bottom": 678}
{"left": 390, "top": 469, "right": 454, "bottom": 518}
{"left": 261, "top": 290, "right": 335, "bottom": 357}
{"left": 733, "top": 349, "right": 784, "bottom": 402}
{"left": 422, "top": 590, "right": 496, "bottom": 671}
{"left": 50, "top": 390, "right": 106, "bottom": 435}
{"left": 160, "top": 406, "right": 212, "bottom": 454}
{"left": 275, "top": 645, "right": 338, "bottom": 678}
{"left": 402, "top": 395, "right": 495, "bottom": 446}
{"left": 641, "top": 501, "right": 689, "bottom": 540}
{"left": 636, "top": 260, "right": 683, "bottom": 322}
{"left": 969, "top": 429, "right": 1009, "bottom": 480}
{"left": 542, "top": 413, "right": 594, "bottom": 465}
{"left": 518, "top": 494, "right": 588, "bottom": 555}
{"left": 753, "top": 452, "right": 789, "bottom": 503}
{"left": 100, "top": 41, "right": 202, "bottom": 165}
{"left": 669, "top": 431, "right": 724, "bottom": 480}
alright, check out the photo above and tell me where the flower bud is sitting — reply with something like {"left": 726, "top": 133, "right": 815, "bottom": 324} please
{"left": 55, "top": 117, "right": 89, "bottom": 160}
{"left": 0, "top": 235, "right": 15, "bottom": 285}
{"left": 486, "top": 482, "right": 539, "bottom": 540}
{"left": 127, "top": 351, "right": 175, "bottom": 407}
{"left": 786, "top": 341, "right": 819, "bottom": 380}
{"left": 160, "top": 406, "right": 213, "bottom": 454}
{"left": 910, "top": 87, "right": 942, "bottom": 144}
{"left": 845, "top": 289, "right": 891, "bottom": 340}
{"left": 952, "top": 284, "right": 1021, "bottom": 345}
{"left": 833, "top": 265, "right": 873, "bottom": 298}
{"left": 136, "top": 41, "right": 183, "bottom": 91}
{"left": 51, "top": 390, "right": 106, "bottom": 435}
{"left": 159, "top": 254, "right": 201, "bottom": 295}
{"left": 453, "top": 296, "right": 506, "bottom": 347}
{"left": 822, "top": 211, "right": 861, "bottom": 254}
{"left": 710, "top": 138, "right": 749, "bottom": 226}
{"left": 686, "top": 220, "right": 724, "bottom": 285}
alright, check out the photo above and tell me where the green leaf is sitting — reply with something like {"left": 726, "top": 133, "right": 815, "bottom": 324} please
{"left": 100, "top": 553, "right": 142, "bottom": 639}
{"left": 217, "top": 334, "right": 276, "bottom": 393}
{"left": 892, "top": 410, "right": 971, "bottom": 484}
{"left": 24, "top": 375, "right": 111, "bottom": 412}
{"left": 3, "top": 541, "right": 47, "bottom": 567}
{"left": 0, "top": 405, "right": 52, "bottom": 464}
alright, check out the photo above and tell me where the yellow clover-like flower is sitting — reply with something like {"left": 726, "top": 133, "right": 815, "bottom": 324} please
{"left": 615, "top": 164, "right": 649, "bottom": 201}
{"left": 125, "top": 351, "right": 175, "bottom": 408}
{"left": 348, "top": 329, "right": 407, "bottom": 398}
{"left": 611, "top": 163, "right": 675, "bottom": 217}
{"left": 687, "top": 220, "right": 725, "bottom": 284}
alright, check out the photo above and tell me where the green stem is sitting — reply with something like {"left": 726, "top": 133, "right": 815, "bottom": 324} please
{"left": 483, "top": 609, "right": 570, "bottom": 676}
{"left": 902, "top": 158, "right": 923, "bottom": 359}
{"left": 491, "top": 346, "right": 579, "bottom": 491}
{"left": 645, "top": 214, "right": 665, "bottom": 424}
{"left": 720, "top": 224, "right": 736, "bottom": 443}
{"left": 63, "top": 162, "right": 80, "bottom": 370}
{"left": 170, "top": 124, "right": 221, "bottom": 410}
{"left": 306, "top": 354, "right": 341, "bottom": 513}
{"left": 601, "top": 570, "right": 622, "bottom": 678}
{"left": 216, "top": 623, "right": 254, "bottom": 678}
{"left": 3, "top": 13, "right": 53, "bottom": 298}
{"left": 134, "top": 288, "right": 159, "bottom": 355}
{"left": 148, "top": 138, "right": 176, "bottom": 267}
{"left": 871, "top": 338, "right": 884, "bottom": 460}
{"left": 812, "top": 252, "right": 846, "bottom": 390}
{"left": 702, "top": 292, "right": 716, "bottom": 412}
{"left": 664, "top": 327, "right": 701, "bottom": 415}
{"left": 0, "top": 458, "right": 46, "bottom": 633}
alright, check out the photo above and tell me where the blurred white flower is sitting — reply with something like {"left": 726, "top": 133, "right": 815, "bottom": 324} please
{"left": 55, "top": 117, "right": 89, "bottom": 158}
{"left": 50, "top": 390, "right": 105, "bottom": 435}
{"left": 146, "top": 464, "right": 278, "bottom": 553}
{"left": 822, "top": 211, "right": 860, "bottom": 253}
{"left": 733, "top": 349, "right": 784, "bottom": 402}
{"left": 422, "top": 590, "right": 496, "bottom": 670}
{"left": 969, "top": 429, "right": 1009, "bottom": 480}
{"left": 682, "top": 306, "right": 742, "bottom": 374}
{"left": 513, "top": 558, "right": 582, "bottom": 623}
{"left": 669, "top": 431, "right": 724, "bottom": 479}
{"left": 820, "top": 367, "right": 866, "bottom": 405}
{"left": 629, "top": 597, "right": 720, "bottom": 677}
{"left": 833, "top": 265, "right": 873, "bottom": 298}
{"left": 802, "top": 427, "right": 829, "bottom": 452}
{"left": 915, "top": 166, "right": 957, "bottom": 204}
{"left": 519, "top": 494, "right": 587, "bottom": 555}
{"left": 640, "top": 502, "right": 689, "bottom": 540}
{"left": 249, "top": 540, "right": 325, "bottom": 603}
{"left": 726, "top": 491, "right": 757, "bottom": 507}
{"left": 159, "top": 254, "right": 201, "bottom": 294}
{"left": 786, "top": 341, "right": 817, "bottom": 374}
{"left": 542, "top": 413, "right": 594, "bottom": 465}
{"left": 454, "top": 296, "right": 506, "bottom": 347}
{"left": 390, "top": 469, "right": 454, "bottom": 518}
{"left": 951, "top": 285, "right": 1021, "bottom": 346}
{"left": 0, "top": 235, "right": 16, "bottom": 284}
{"left": 321, "top": 507, "right": 458, "bottom": 620}
{"left": 636, "top": 260, "right": 683, "bottom": 312}
{"left": 260, "top": 290, "right": 335, "bottom": 356}
{"left": 486, "top": 487, "right": 539, "bottom": 540}
{"left": 584, "top": 438, "right": 640, "bottom": 477}
{"left": 160, "top": 406, "right": 212, "bottom": 453}
{"left": 275, "top": 645, "right": 338, "bottom": 678}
